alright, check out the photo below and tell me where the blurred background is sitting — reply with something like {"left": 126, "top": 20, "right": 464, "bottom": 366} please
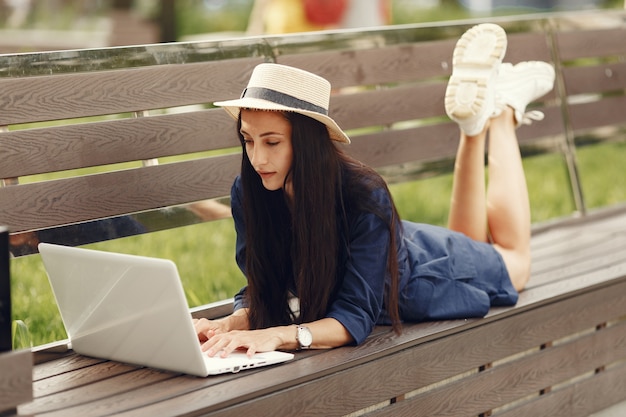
{"left": 0, "top": 0, "right": 624, "bottom": 54}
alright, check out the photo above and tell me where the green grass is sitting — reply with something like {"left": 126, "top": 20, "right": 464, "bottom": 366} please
{"left": 10, "top": 142, "right": 626, "bottom": 347}
{"left": 577, "top": 141, "right": 626, "bottom": 209}
{"left": 10, "top": 219, "right": 245, "bottom": 347}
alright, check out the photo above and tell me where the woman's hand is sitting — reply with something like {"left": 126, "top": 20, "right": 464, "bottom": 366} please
{"left": 200, "top": 326, "right": 293, "bottom": 358}
{"left": 194, "top": 317, "right": 354, "bottom": 358}
{"left": 193, "top": 308, "right": 250, "bottom": 343}
{"left": 193, "top": 317, "right": 230, "bottom": 343}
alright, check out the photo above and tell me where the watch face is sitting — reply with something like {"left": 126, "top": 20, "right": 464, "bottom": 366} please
{"left": 298, "top": 326, "right": 312, "bottom": 347}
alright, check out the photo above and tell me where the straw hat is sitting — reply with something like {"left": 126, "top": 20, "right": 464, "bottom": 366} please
{"left": 214, "top": 63, "right": 350, "bottom": 143}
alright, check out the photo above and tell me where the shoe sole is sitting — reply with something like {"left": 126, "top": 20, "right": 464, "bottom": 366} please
{"left": 445, "top": 24, "right": 507, "bottom": 125}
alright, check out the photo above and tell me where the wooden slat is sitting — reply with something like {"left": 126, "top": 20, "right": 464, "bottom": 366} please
{"left": 347, "top": 123, "right": 460, "bottom": 169}
{"left": 0, "top": 350, "right": 32, "bottom": 413}
{"left": 497, "top": 363, "right": 626, "bottom": 417}
{"left": 24, "top": 366, "right": 178, "bottom": 416}
{"left": 529, "top": 221, "right": 626, "bottom": 277}
{"left": 343, "top": 104, "right": 563, "bottom": 170}
{"left": 532, "top": 212, "right": 626, "bottom": 256}
{"left": 330, "top": 82, "right": 447, "bottom": 130}
{"left": 569, "top": 96, "right": 626, "bottom": 133}
{"left": 34, "top": 361, "right": 141, "bottom": 398}
{"left": 367, "top": 322, "right": 626, "bottom": 417}
{"left": 33, "top": 353, "right": 104, "bottom": 379}
{"left": 555, "top": 27, "right": 626, "bottom": 61}
{"left": 277, "top": 39, "right": 456, "bottom": 88}
{"left": 531, "top": 231, "right": 617, "bottom": 269}
{"left": 277, "top": 30, "right": 550, "bottom": 90}
{"left": 503, "top": 31, "right": 552, "bottom": 63}
{"left": 190, "top": 299, "right": 235, "bottom": 321}
{"left": 541, "top": 252, "right": 626, "bottom": 290}
{"left": 0, "top": 110, "right": 238, "bottom": 178}
{"left": 0, "top": 153, "right": 241, "bottom": 232}
{"left": 561, "top": 62, "right": 626, "bottom": 96}
{"left": 22, "top": 359, "right": 297, "bottom": 417}
{"left": 0, "top": 57, "right": 262, "bottom": 125}
{"left": 528, "top": 204, "right": 626, "bottom": 248}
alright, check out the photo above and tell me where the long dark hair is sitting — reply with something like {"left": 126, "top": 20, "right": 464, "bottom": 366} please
{"left": 238, "top": 110, "right": 401, "bottom": 335}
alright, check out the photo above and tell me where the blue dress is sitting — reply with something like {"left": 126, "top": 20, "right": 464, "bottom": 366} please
{"left": 230, "top": 177, "right": 518, "bottom": 345}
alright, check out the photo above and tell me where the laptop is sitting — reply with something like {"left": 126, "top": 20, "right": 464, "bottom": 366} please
{"left": 38, "top": 242, "right": 294, "bottom": 377}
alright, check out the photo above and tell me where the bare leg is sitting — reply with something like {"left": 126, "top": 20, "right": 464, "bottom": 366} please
{"left": 446, "top": 23, "right": 506, "bottom": 242}
{"left": 449, "top": 107, "right": 530, "bottom": 291}
{"left": 486, "top": 107, "right": 531, "bottom": 291}
{"left": 445, "top": 25, "right": 550, "bottom": 293}
{"left": 448, "top": 125, "right": 489, "bottom": 243}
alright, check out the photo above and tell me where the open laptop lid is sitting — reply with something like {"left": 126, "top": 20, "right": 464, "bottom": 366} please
{"left": 38, "top": 243, "right": 293, "bottom": 376}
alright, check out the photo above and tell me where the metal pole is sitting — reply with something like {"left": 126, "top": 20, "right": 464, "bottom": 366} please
{"left": 0, "top": 226, "right": 10, "bottom": 352}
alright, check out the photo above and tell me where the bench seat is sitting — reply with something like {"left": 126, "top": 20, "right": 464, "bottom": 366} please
{"left": 17, "top": 205, "right": 626, "bottom": 417}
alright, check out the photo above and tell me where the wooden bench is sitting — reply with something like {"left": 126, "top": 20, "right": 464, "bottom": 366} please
{"left": 1, "top": 9, "right": 626, "bottom": 417}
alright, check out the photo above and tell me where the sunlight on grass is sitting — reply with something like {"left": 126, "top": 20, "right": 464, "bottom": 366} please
{"left": 577, "top": 141, "right": 626, "bottom": 209}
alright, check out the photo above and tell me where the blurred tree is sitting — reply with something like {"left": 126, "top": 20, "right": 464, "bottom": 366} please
{"left": 173, "top": 0, "right": 253, "bottom": 39}
{"left": 159, "top": 0, "right": 176, "bottom": 42}
{"left": 112, "top": 0, "right": 132, "bottom": 8}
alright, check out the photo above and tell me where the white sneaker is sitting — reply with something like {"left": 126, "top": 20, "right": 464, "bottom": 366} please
{"left": 445, "top": 23, "right": 507, "bottom": 136}
{"left": 495, "top": 61, "right": 556, "bottom": 127}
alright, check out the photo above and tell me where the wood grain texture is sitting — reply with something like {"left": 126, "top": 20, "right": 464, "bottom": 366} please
{"left": 368, "top": 323, "right": 626, "bottom": 417}
{"left": 561, "top": 62, "right": 626, "bottom": 96}
{"left": 496, "top": 363, "right": 626, "bottom": 417}
{"left": 569, "top": 96, "right": 626, "bottom": 133}
{"left": 555, "top": 27, "right": 626, "bottom": 61}
{"left": 0, "top": 153, "right": 241, "bottom": 232}
{"left": 0, "top": 110, "right": 238, "bottom": 178}
{"left": 0, "top": 350, "right": 32, "bottom": 413}
{"left": 0, "top": 57, "right": 262, "bottom": 125}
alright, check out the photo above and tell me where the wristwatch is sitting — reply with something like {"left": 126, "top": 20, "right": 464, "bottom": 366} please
{"left": 296, "top": 325, "right": 312, "bottom": 350}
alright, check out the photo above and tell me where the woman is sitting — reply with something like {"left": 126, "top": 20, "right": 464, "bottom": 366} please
{"left": 194, "top": 23, "right": 555, "bottom": 357}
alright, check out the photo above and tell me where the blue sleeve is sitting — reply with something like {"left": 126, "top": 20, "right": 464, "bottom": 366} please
{"left": 325, "top": 188, "right": 392, "bottom": 345}
{"left": 230, "top": 177, "right": 249, "bottom": 311}
{"left": 231, "top": 177, "right": 393, "bottom": 342}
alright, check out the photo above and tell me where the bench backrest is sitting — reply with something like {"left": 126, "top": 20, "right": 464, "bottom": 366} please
{"left": 1, "top": 10, "right": 625, "bottom": 256}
